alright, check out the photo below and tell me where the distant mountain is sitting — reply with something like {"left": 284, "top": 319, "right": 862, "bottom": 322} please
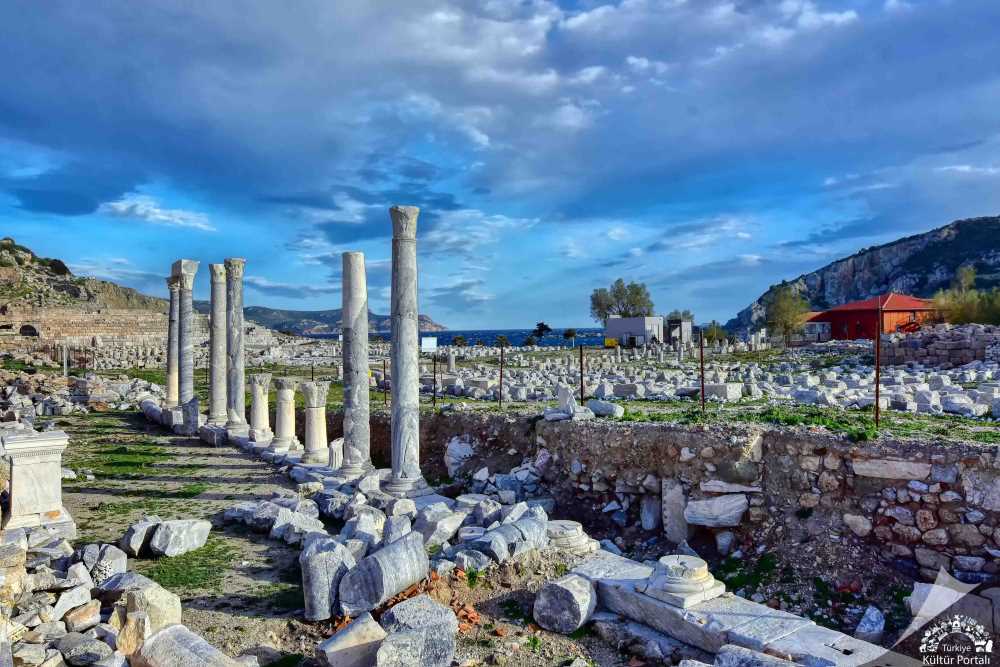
{"left": 194, "top": 303, "right": 447, "bottom": 336}
{"left": 0, "top": 237, "right": 165, "bottom": 311}
{"left": 727, "top": 216, "right": 1000, "bottom": 332}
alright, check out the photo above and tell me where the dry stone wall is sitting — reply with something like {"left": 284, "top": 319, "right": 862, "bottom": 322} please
{"left": 320, "top": 409, "right": 1000, "bottom": 585}
{"left": 882, "top": 323, "right": 1000, "bottom": 367}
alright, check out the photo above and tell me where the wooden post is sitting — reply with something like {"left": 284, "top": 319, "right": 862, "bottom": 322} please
{"left": 383, "top": 358, "right": 387, "bottom": 407}
{"left": 579, "top": 345, "right": 585, "bottom": 404}
{"left": 499, "top": 345, "right": 505, "bottom": 410}
{"left": 875, "top": 296, "right": 882, "bottom": 430}
{"left": 699, "top": 329, "right": 706, "bottom": 414}
{"left": 432, "top": 354, "right": 437, "bottom": 409}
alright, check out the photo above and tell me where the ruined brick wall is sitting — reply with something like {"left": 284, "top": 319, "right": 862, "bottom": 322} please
{"left": 882, "top": 323, "right": 1000, "bottom": 367}
{"left": 319, "top": 409, "right": 1000, "bottom": 585}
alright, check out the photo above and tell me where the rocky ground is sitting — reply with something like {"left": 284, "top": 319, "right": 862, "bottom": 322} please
{"left": 56, "top": 410, "right": 633, "bottom": 666}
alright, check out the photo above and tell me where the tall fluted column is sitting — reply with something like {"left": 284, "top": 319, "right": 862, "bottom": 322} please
{"left": 207, "top": 264, "right": 228, "bottom": 425}
{"left": 447, "top": 349, "right": 456, "bottom": 373}
{"left": 300, "top": 380, "right": 330, "bottom": 464}
{"left": 225, "top": 258, "right": 248, "bottom": 435}
{"left": 270, "top": 377, "right": 299, "bottom": 454}
{"left": 338, "top": 251, "right": 373, "bottom": 479}
{"left": 165, "top": 277, "right": 180, "bottom": 408}
{"left": 384, "top": 206, "right": 428, "bottom": 497}
{"left": 248, "top": 373, "right": 273, "bottom": 443}
{"left": 172, "top": 259, "right": 199, "bottom": 434}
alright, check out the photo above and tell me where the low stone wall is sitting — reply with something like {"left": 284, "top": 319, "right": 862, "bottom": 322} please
{"left": 882, "top": 323, "right": 1000, "bottom": 367}
{"left": 313, "top": 408, "right": 1000, "bottom": 585}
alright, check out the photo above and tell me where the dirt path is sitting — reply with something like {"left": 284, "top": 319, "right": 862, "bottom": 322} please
{"left": 55, "top": 410, "right": 634, "bottom": 666}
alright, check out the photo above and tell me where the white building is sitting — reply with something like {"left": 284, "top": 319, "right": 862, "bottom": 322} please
{"left": 604, "top": 316, "right": 663, "bottom": 347}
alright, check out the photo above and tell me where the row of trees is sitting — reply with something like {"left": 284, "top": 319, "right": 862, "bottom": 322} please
{"left": 933, "top": 267, "right": 1000, "bottom": 325}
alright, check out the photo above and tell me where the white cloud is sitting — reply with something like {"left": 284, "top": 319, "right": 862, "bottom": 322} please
{"left": 606, "top": 225, "right": 629, "bottom": 241}
{"left": 244, "top": 275, "right": 339, "bottom": 298}
{"left": 98, "top": 195, "right": 215, "bottom": 232}
{"left": 935, "top": 164, "right": 1000, "bottom": 176}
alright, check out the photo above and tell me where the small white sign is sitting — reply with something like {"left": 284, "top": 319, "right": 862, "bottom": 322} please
{"left": 420, "top": 336, "right": 438, "bottom": 352}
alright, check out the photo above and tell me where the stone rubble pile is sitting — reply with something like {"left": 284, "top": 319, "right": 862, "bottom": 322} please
{"left": 882, "top": 323, "right": 1000, "bottom": 367}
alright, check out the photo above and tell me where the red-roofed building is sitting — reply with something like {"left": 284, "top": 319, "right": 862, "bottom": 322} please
{"left": 807, "top": 293, "right": 937, "bottom": 340}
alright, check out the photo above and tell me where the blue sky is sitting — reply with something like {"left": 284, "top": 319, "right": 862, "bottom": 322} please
{"left": 1, "top": 0, "right": 999, "bottom": 329}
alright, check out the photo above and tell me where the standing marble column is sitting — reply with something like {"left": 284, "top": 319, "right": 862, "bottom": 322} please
{"left": 384, "top": 206, "right": 428, "bottom": 498}
{"left": 172, "top": 260, "right": 199, "bottom": 435}
{"left": 207, "top": 263, "right": 228, "bottom": 425}
{"left": 225, "top": 258, "right": 249, "bottom": 435}
{"left": 62, "top": 342, "right": 68, "bottom": 378}
{"left": 165, "top": 276, "right": 180, "bottom": 408}
{"left": 270, "top": 377, "right": 299, "bottom": 454}
{"left": 300, "top": 380, "right": 330, "bottom": 464}
{"left": 247, "top": 372, "right": 273, "bottom": 443}
{"left": 447, "top": 349, "right": 456, "bottom": 374}
{"left": 338, "top": 251, "right": 373, "bottom": 479}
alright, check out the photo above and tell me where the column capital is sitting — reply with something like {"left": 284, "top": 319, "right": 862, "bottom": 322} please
{"left": 390, "top": 206, "right": 419, "bottom": 240}
{"left": 300, "top": 380, "right": 331, "bottom": 408}
{"left": 171, "top": 259, "right": 199, "bottom": 290}
{"left": 248, "top": 372, "right": 272, "bottom": 387}
{"left": 166, "top": 276, "right": 180, "bottom": 293}
{"left": 224, "top": 257, "right": 246, "bottom": 279}
{"left": 274, "top": 377, "right": 299, "bottom": 392}
{"left": 209, "top": 263, "right": 226, "bottom": 282}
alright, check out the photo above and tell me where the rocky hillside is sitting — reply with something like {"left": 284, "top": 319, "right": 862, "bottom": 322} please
{"left": 234, "top": 306, "right": 447, "bottom": 336}
{"left": 727, "top": 216, "right": 1000, "bottom": 331}
{"left": 0, "top": 237, "right": 166, "bottom": 311}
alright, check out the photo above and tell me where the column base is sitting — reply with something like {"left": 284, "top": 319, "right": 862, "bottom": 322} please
{"left": 225, "top": 421, "right": 250, "bottom": 438}
{"left": 382, "top": 475, "right": 433, "bottom": 498}
{"left": 249, "top": 428, "right": 273, "bottom": 444}
{"left": 335, "top": 461, "right": 375, "bottom": 481}
{"left": 268, "top": 437, "right": 299, "bottom": 454}
{"left": 300, "top": 449, "right": 328, "bottom": 464}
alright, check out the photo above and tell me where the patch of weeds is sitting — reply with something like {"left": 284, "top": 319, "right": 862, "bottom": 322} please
{"left": 568, "top": 626, "right": 592, "bottom": 640}
{"left": 84, "top": 443, "right": 174, "bottom": 478}
{"left": 173, "top": 482, "right": 211, "bottom": 499}
{"left": 526, "top": 635, "right": 542, "bottom": 652}
{"left": 717, "top": 552, "right": 778, "bottom": 592}
{"left": 427, "top": 544, "right": 442, "bottom": 557}
{"left": 140, "top": 537, "right": 237, "bottom": 591}
{"left": 554, "top": 563, "right": 568, "bottom": 577}
{"left": 466, "top": 567, "right": 481, "bottom": 589}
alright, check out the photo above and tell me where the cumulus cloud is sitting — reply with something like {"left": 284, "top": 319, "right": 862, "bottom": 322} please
{"left": 98, "top": 195, "right": 215, "bottom": 231}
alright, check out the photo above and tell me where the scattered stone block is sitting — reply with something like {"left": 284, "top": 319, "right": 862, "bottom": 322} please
{"left": 533, "top": 574, "right": 597, "bottom": 634}
{"left": 379, "top": 594, "right": 458, "bottom": 667}
{"left": 148, "top": 520, "right": 211, "bottom": 557}
{"left": 339, "top": 532, "right": 429, "bottom": 617}
{"left": 317, "top": 612, "right": 386, "bottom": 667}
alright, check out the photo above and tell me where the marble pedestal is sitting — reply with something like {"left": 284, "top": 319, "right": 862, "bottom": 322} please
{"left": 639, "top": 555, "right": 725, "bottom": 609}
{"left": 0, "top": 428, "right": 76, "bottom": 539}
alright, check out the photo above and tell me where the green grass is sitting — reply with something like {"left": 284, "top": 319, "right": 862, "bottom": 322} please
{"left": 717, "top": 552, "right": 778, "bottom": 592}
{"left": 174, "top": 482, "right": 211, "bottom": 498}
{"left": 81, "top": 443, "right": 175, "bottom": 478}
{"left": 141, "top": 537, "right": 238, "bottom": 591}
{"left": 465, "top": 567, "right": 481, "bottom": 589}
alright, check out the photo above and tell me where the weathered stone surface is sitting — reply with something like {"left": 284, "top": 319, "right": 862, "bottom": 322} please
{"left": 117, "top": 611, "right": 152, "bottom": 656}
{"left": 339, "top": 531, "right": 429, "bottom": 616}
{"left": 533, "top": 574, "right": 597, "bottom": 634}
{"left": 715, "top": 644, "right": 798, "bottom": 667}
{"left": 63, "top": 599, "right": 101, "bottom": 633}
{"left": 379, "top": 594, "right": 458, "bottom": 667}
{"left": 683, "top": 495, "right": 748, "bottom": 528}
{"left": 851, "top": 459, "right": 930, "bottom": 480}
{"left": 56, "top": 632, "right": 114, "bottom": 666}
{"left": 96, "top": 572, "right": 158, "bottom": 604}
{"left": 125, "top": 584, "right": 182, "bottom": 634}
{"left": 300, "top": 538, "right": 356, "bottom": 621}
{"left": 374, "top": 630, "right": 425, "bottom": 667}
{"left": 119, "top": 517, "right": 162, "bottom": 558}
{"left": 317, "top": 612, "right": 386, "bottom": 667}
{"left": 131, "top": 624, "right": 240, "bottom": 667}
{"left": 89, "top": 545, "right": 127, "bottom": 586}
{"left": 661, "top": 479, "right": 688, "bottom": 543}
{"left": 148, "top": 520, "right": 211, "bottom": 557}
{"left": 52, "top": 585, "right": 91, "bottom": 621}
{"left": 842, "top": 514, "right": 872, "bottom": 537}
{"left": 854, "top": 606, "right": 885, "bottom": 644}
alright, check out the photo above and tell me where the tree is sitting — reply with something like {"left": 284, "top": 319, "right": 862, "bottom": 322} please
{"left": 704, "top": 321, "right": 727, "bottom": 344}
{"left": 765, "top": 285, "right": 810, "bottom": 345}
{"left": 590, "top": 278, "right": 654, "bottom": 323}
{"left": 934, "top": 266, "right": 1000, "bottom": 325}
{"left": 665, "top": 309, "right": 694, "bottom": 321}
{"left": 954, "top": 265, "right": 977, "bottom": 292}
{"left": 531, "top": 322, "right": 553, "bottom": 338}
{"left": 562, "top": 328, "right": 577, "bottom": 347}
{"left": 496, "top": 335, "right": 510, "bottom": 348}
{"left": 524, "top": 335, "right": 538, "bottom": 346}
{"left": 451, "top": 335, "right": 467, "bottom": 347}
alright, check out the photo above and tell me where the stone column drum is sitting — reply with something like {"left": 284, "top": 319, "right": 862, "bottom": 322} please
{"left": 383, "top": 206, "right": 428, "bottom": 498}
{"left": 173, "top": 259, "right": 199, "bottom": 435}
{"left": 207, "top": 263, "right": 228, "bottom": 425}
{"left": 270, "top": 377, "right": 300, "bottom": 454}
{"left": 300, "top": 380, "right": 331, "bottom": 464}
{"left": 225, "top": 258, "right": 249, "bottom": 435}
{"left": 247, "top": 373, "right": 273, "bottom": 443}
{"left": 339, "top": 251, "right": 373, "bottom": 479}
{"left": 165, "top": 276, "right": 180, "bottom": 408}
